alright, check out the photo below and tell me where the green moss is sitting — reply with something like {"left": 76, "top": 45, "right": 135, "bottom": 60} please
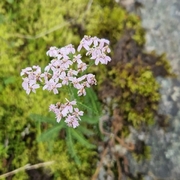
{"left": 12, "top": 171, "right": 29, "bottom": 180}
{"left": 38, "top": 140, "right": 96, "bottom": 180}
{"left": 85, "top": 2, "right": 145, "bottom": 46}
{"left": 0, "top": 0, "right": 94, "bottom": 178}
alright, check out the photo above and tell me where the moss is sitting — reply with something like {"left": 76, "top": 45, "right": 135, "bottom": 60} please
{"left": 97, "top": 30, "right": 173, "bottom": 167}
{"left": 0, "top": 0, "right": 94, "bottom": 178}
{"left": 38, "top": 140, "right": 96, "bottom": 180}
{"left": 85, "top": 2, "right": 145, "bottom": 46}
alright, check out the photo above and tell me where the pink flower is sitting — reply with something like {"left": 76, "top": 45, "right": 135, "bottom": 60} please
{"left": 43, "top": 79, "right": 62, "bottom": 94}
{"left": 73, "top": 54, "right": 82, "bottom": 64}
{"left": 77, "top": 35, "right": 93, "bottom": 51}
{"left": 61, "top": 99, "right": 76, "bottom": 116}
{"left": 78, "top": 86, "right": 86, "bottom": 96}
{"left": 49, "top": 104, "right": 56, "bottom": 112}
{"left": 67, "top": 69, "right": 78, "bottom": 77}
{"left": 86, "top": 74, "right": 97, "bottom": 86}
{"left": 22, "top": 78, "right": 40, "bottom": 94}
{"left": 73, "top": 108, "right": 84, "bottom": 120}
{"left": 102, "top": 45, "right": 111, "bottom": 53}
{"left": 49, "top": 99, "right": 82, "bottom": 127}
{"left": 61, "top": 58, "right": 73, "bottom": 69}
{"left": 77, "top": 75, "right": 87, "bottom": 83}
{"left": 59, "top": 71, "right": 69, "bottom": 85}
{"left": 46, "top": 47, "right": 59, "bottom": 57}
{"left": 69, "top": 77, "right": 82, "bottom": 89}
{"left": 20, "top": 67, "right": 32, "bottom": 76}
{"left": 77, "top": 62, "right": 87, "bottom": 72}
{"left": 56, "top": 111, "right": 63, "bottom": 123}
{"left": 41, "top": 72, "right": 51, "bottom": 82}
{"left": 21, "top": 66, "right": 42, "bottom": 82}
{"left": 22, "top": 77, "right": 29, "bottom": 92}
{"left": 78, "top": 35, "right": 111, "bottom": 65}
{"left": 60, "top": 44, "right": 75, "bottom": 55}
{"left": 94, "top": 54, "right": 111, "bottom": 65}
{"left": 98, "top": 38, "right": 110, "bottom": 48}
{"left": 65, "top": 115, "right": 79, "bottom": 128}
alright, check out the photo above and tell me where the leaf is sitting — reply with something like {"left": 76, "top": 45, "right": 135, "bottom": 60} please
{"left": 66, "top": 128, "right": 80, "bottom": 164}
{"left": 86, "top": 88, "right": 100, "bottom": 114}
{"left": 78, "top": 101, "right": 98, "bottom": 115}
{"left": 77, "top": 125, "right": 94, "bottom": 136}
{"left": 30, "top": 114, "right": 57, "bottom": 125}
{"left": 71, "top": 128, "right": 95, "bottom": 149}
{"left": 3, "top": 76, "right": 16, "bottom": 85}
{"left": 77, "top": 87, "right": 100, "bottom": 116}
{"left": 37, "top": 124, "right": 64, "bottom": 142}
{"left": 81, "top": 115, "right": 99, "bottom": 124}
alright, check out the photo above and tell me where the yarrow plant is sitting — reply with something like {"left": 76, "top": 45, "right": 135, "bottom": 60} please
{"left": 21, "top": 35, "right": 111, "bottom": 128}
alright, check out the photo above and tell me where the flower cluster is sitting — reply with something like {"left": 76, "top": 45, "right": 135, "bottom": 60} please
{"left": 20, "top": 35, "right": 111, "bottom": 128}
{"left": 20, "top": 66, "right": 42, "bottom": 95}
{"left": 49, "top": 99, "right": 83, "bottom": 128}
{"left": 78, "top": 35, "right": 111, "bottom": 65}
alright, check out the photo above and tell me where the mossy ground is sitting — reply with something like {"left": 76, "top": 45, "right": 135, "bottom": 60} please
{"left": 0, "top": 0, "right": 173, "bottom": 179}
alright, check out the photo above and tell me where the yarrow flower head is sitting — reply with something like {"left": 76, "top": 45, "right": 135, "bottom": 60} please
{"left": 21, "top": 66, "right": 42, "bottom": 94}
{"left": 20, "top": 35, "right": 111, "bottom": 128}
{"left": 78, "top": 35, "right": 111, "bottom": 65}
{"left": 49, "top": 99, "right": 83, "bottom": 128}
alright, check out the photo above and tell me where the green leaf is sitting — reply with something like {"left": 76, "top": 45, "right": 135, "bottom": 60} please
{"left": 71, "top": 128, "right": 95, "bottom": 149}
{"left": 37, "top": 124, "right": 64, "bottom": 142}
{"left": 4, "top": 76, "right": 16, "bottom": 85}
{"left": 77, "top": 125, "right": 94, "bottom": 136}
{"left": 78, "top": 101, "right": 98, "bottom": 115}
{"left": 30, "top": 114, "right": 57, "bottom": 125}
{"left": 66, "top": 128, "right": 80, "bottom": 164}
{"left": 86, "top": 88, "right": 100, "bottom": 114}
{"left": 81, "top": 115, "right": 99, "bottom": 124}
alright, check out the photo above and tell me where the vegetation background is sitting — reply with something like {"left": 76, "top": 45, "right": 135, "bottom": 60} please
{"left": 0, "top": 0, "right": 173, "bottom": 179}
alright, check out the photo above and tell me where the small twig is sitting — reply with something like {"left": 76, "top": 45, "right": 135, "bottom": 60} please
{"left": 116, "top": 155, "right": 122, "bottom": 180}
{"left": 0, "top": 161, "right": 54, "bottom": 179}
{"left": 115, "top": 136, "right": 135, "bottom": 151}
{"left": 86, "top": 0, "right": 93, "bottom": 12}
{"left": 91, "top": 146, "right": 109, "bottom": 180}
{"left": 81, "top": 0, "right": 93, "bottom": 27}
{"left": 91, "top": 129, "right": 117, "bottom": 180}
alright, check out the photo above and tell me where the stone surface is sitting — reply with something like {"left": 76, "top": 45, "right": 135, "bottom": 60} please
{"left": 119, "top": 0, "right": 180, "bottom": 179}
{"left": 139, "top": 0, "right": 180, "bottom": 75}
